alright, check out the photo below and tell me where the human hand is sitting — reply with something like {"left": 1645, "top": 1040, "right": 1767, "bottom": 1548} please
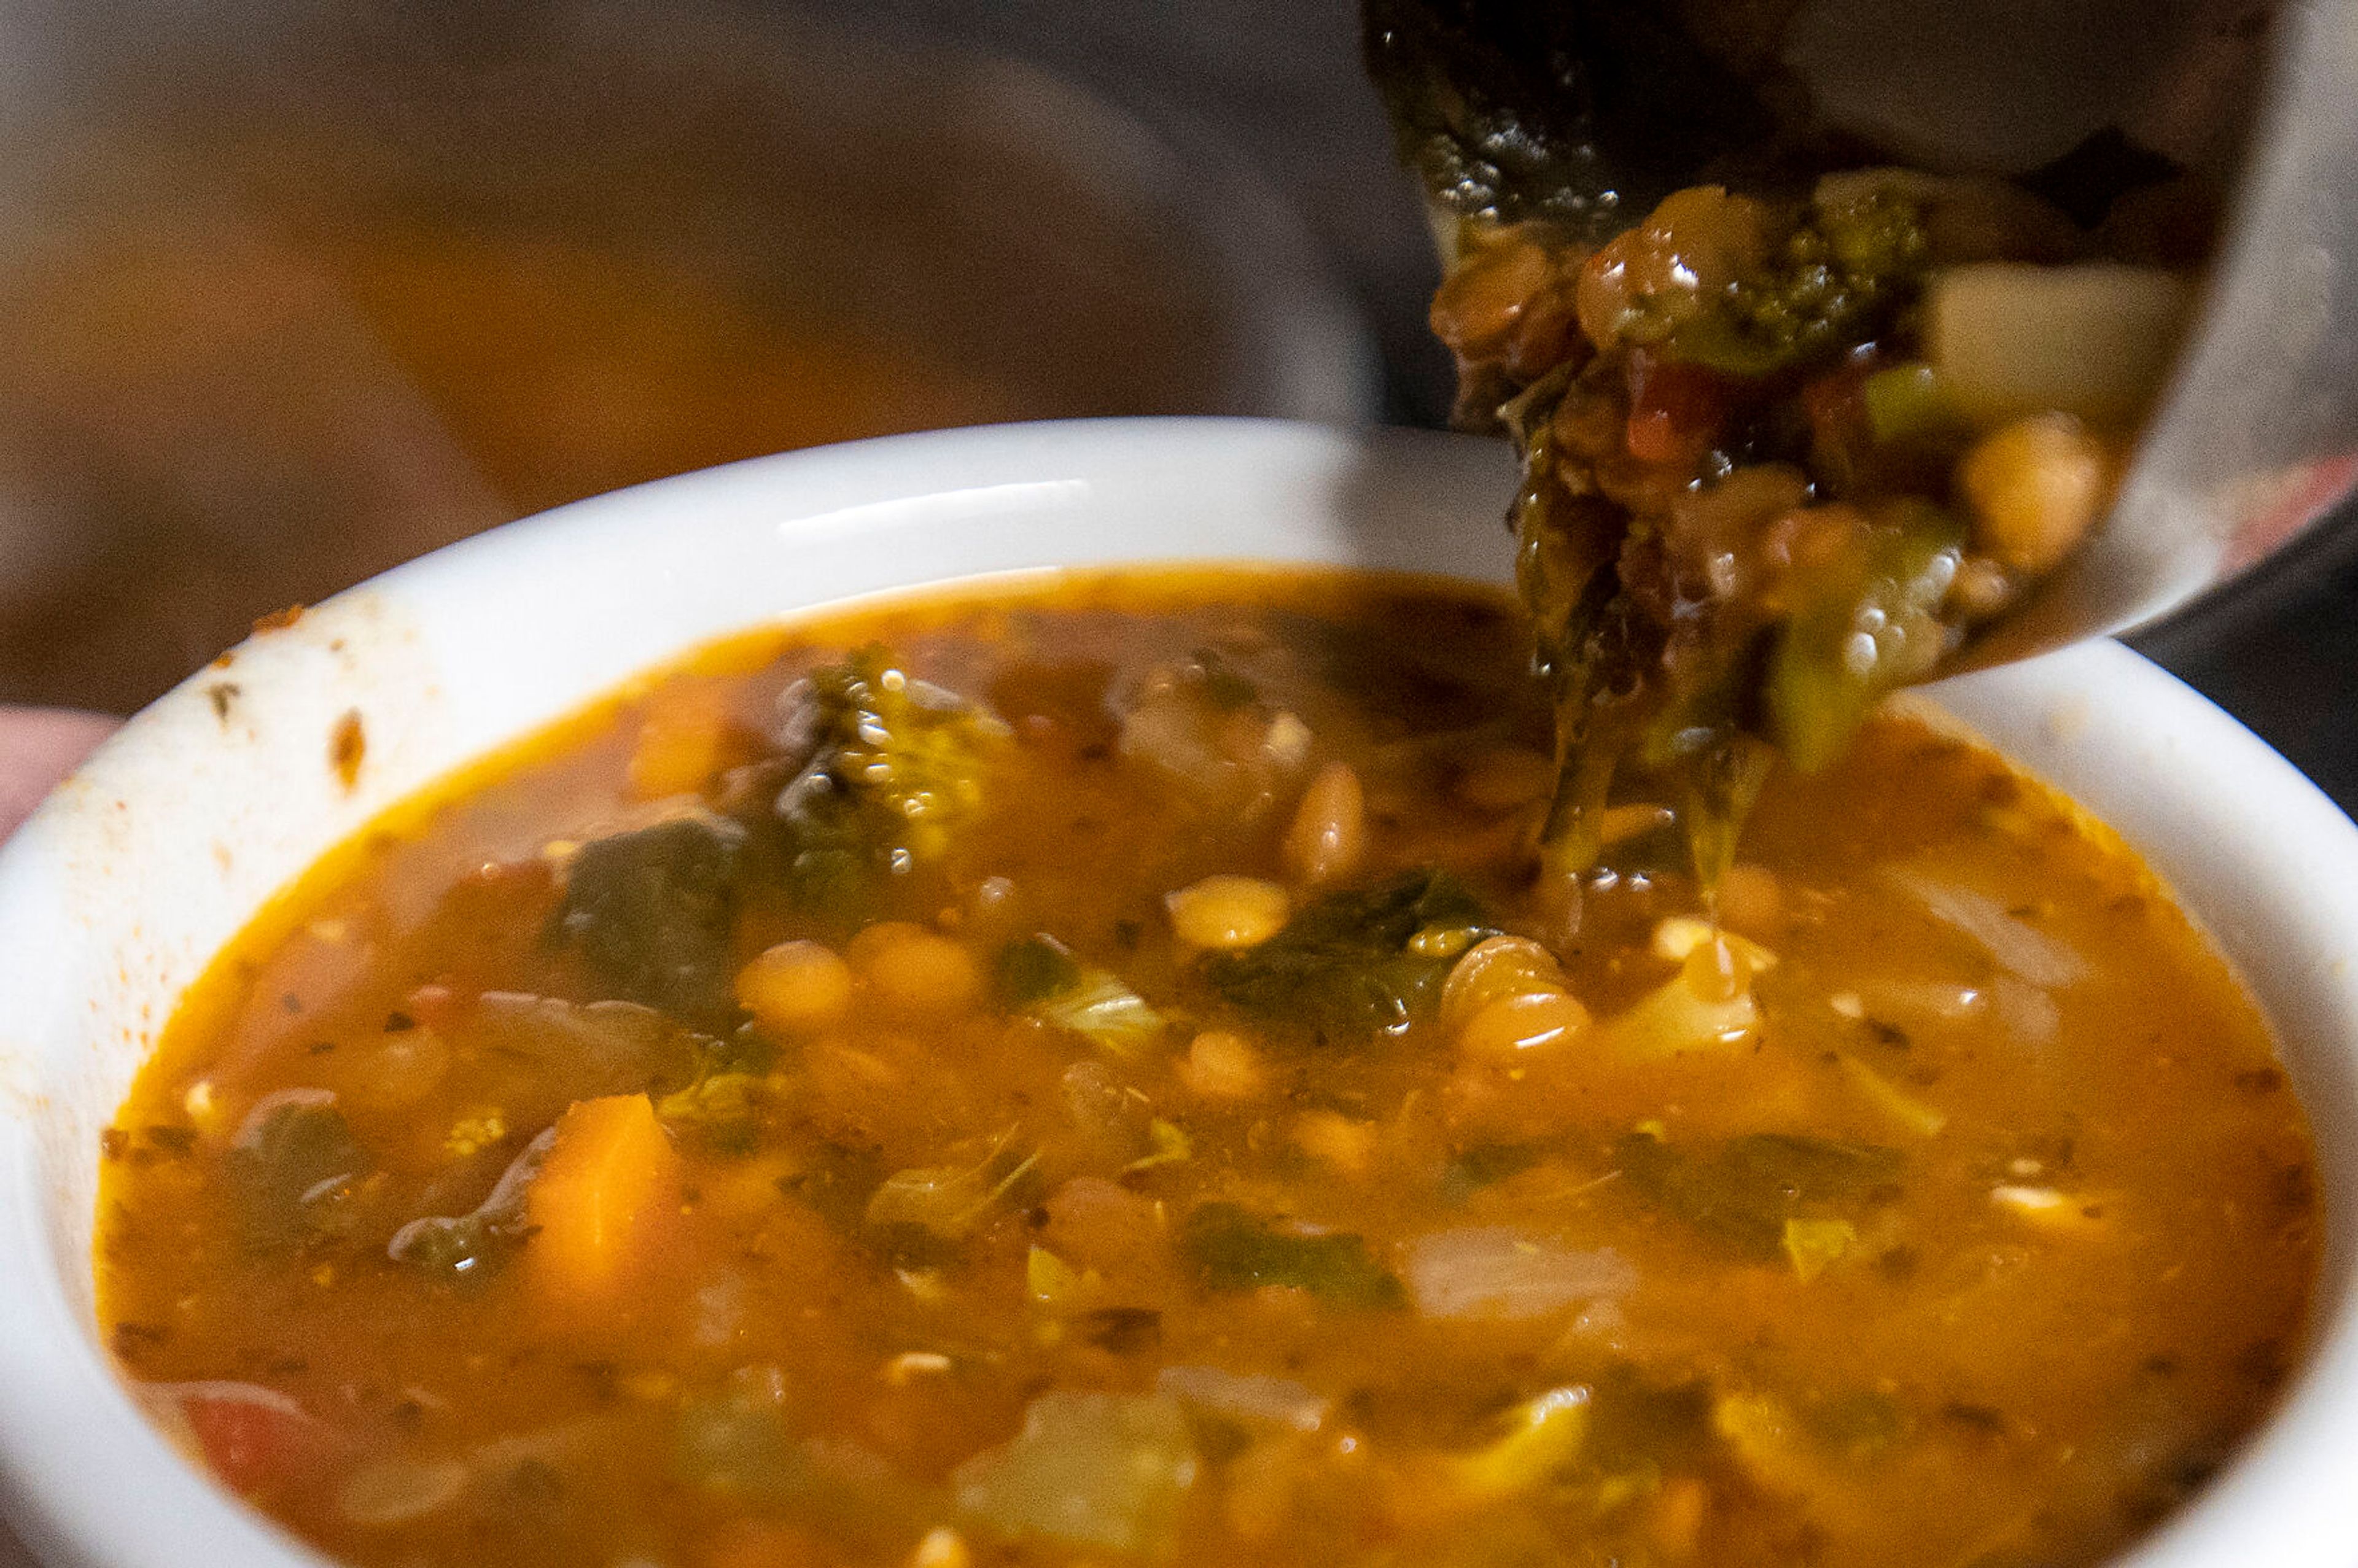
{"left": 0, "top": 708, "right": 122, "bottom": 841}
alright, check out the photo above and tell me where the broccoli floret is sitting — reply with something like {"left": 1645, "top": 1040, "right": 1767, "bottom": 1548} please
{"left": 1675, "top": 192, "right": 1932, "bottom": 376}
{"left": 774, "top": 647, "right": 1006, "bottom": 916}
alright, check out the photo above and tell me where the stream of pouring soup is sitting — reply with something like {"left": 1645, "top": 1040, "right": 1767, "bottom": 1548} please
{"left": 96, "top": 568, "right": 2316, "bottom": 1568}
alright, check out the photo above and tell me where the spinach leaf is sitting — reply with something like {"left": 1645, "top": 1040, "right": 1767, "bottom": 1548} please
{"left": 1616, "top": 1131, "right": 1902, "bottom": 1261}
{"left": 1200, "top": 869, "right": 1486, "bottom": 1044}
{"left": 550, "top": 817, "right": 745, "bottom": 1027}
{"left": 1181, "top": 1203, "right": 1407, "bottom": 1310}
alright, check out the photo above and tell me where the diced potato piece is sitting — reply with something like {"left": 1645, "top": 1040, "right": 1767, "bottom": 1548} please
{"left": 1650, "top": 918, "right": 1777, "bottom": 971}
{"left": 526, "top": 1093, "right": 682, "bottom": 1310}
{"left": 1608, "top": 942, "right": 1763, "bottom": 1058}
{"left": 1926, "top": 263, "right": 2194, "bottom": 427}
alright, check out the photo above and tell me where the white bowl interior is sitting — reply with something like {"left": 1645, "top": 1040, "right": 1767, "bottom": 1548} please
{"left": 1, "top": 419, "right": 2353, "bottom": 1568}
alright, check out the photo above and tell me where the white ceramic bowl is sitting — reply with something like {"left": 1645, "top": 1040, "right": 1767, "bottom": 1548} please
{"left": 0, "top": 419, "right": 2352, "bottom": 1567}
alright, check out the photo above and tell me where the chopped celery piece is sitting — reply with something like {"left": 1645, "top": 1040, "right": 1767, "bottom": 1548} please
{"left": 1123, "top": 1119, "right": 1192, "bottom": 1174}
{"left": 1782, "top": 1217, "right": 1858, "bottom": 1281}
{"left": 1835, "top": 1053, "right": 1948, "bottom": 1139}
{"left": 1038, "top": 972, "right": 1169, "bottom": 1060}
{"left": 1444, "top": 1385, "right": 1592, "bottom": 1501}
{"left": 865, "top": 1136, "right": 1040, "bottom": 1241}
{"left": 1768, "top": 506, "right": 1966, "bottom": 773}
{"left": 952, "top": 1391, "right": 1197, "bottom": 1555}
{"left": 1181, "top": 1202, "right": 1406, "bottom": 1309}
{"left": 1861, "top": 362, "right": 1965, "bottom": 446}
{"left": 1000, "top": 933, "right": 1169, "bottom": 1058}
{"left": 1026, "top": 1246, "right": 1089, "bottom": 1309}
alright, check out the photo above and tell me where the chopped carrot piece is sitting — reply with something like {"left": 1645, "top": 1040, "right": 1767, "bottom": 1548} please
{"left": 525, "top": 1093, "right": 682, "bottom": 1311}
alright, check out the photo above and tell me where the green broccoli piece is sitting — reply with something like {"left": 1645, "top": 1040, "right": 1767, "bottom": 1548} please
{"left": 774, "top": 647, "right": 1005, "bottom": 917}
{"left": 1673, "top": 192, "right": 1932, "bottom": 377}
{"left": 1768, "top": 505, "right": 1967, "bottom": 772}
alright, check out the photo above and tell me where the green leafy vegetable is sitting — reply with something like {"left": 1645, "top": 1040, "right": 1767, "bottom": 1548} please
{"left": 226, "top": 1091, "right": 369, "bottom": 1254}
{"left": 773, "top": 646, "right": 1005, "bottom": 917}
{"left": 550, "top": 817, "right": 745, "bottom": 1027}
{"left": 1439, "top": 1141, "right": 1546, "bottom": 1205}
{"left": 995, "top": 934, "right": 1083, "bottom": 1007}
{"left": 1616, "top": 1131, "right": 1902, "bottom": 1261}
{"left": 952, "top": 1391, "right": 1197, "bottom": 1555}
{"left": 1001, "top": 933, "right": 1169, "bottom": 1058}
{"left": 655, "top": 1071, "right": 766, "bottom": 1155}
{"left": 1181, "top": 1202, "right": 1407, "bottom": 1309}
{"left": 1200, "top": 869, "right": 1487, "bottom": 1044}
{"left": 865, "top": 1133, "right": 1041, "bottom": 1243}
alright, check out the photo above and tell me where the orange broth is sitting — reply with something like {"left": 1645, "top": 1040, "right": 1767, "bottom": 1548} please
{"left": 96, "top": 567, "right": 2317, "bottom": 1568}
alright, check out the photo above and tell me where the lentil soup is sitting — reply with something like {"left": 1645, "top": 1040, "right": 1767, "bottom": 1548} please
{"left": 96, "top": 568, "right": 2316, "bottom": 1568}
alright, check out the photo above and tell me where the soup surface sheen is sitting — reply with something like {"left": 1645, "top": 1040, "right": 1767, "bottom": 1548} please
{"left": 98, "top": 569, "right": 2316, "bottom": 1568}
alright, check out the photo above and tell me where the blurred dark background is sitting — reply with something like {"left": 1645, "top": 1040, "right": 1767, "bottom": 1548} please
{"left": 0, "top": 0, "right": 2349, "bottom": 809}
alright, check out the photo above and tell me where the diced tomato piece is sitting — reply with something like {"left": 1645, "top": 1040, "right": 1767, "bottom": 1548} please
{"left": 179, "top": 1388, "right": 322, "bottom": 1496}
{"left": 1624, "top": 350, "right": 1728, "bottom": 467}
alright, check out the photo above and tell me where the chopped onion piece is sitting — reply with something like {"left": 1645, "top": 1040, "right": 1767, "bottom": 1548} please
{"left": 1881, "top": 869, "right": 2085, "bottom": 988}
{"left": 1155, "top": 1365, "right": 1330, "bottom": 1432}
{"left": 339, "top": 1457, "right": 470, "bottom": 1527}
{"left": 1406, "top": 1228, "right": 1636, "bottom": 1321}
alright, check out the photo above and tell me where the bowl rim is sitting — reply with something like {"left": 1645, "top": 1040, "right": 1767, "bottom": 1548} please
{"left": 1, "top": 416, "right": 2353, "bottom": 1568}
